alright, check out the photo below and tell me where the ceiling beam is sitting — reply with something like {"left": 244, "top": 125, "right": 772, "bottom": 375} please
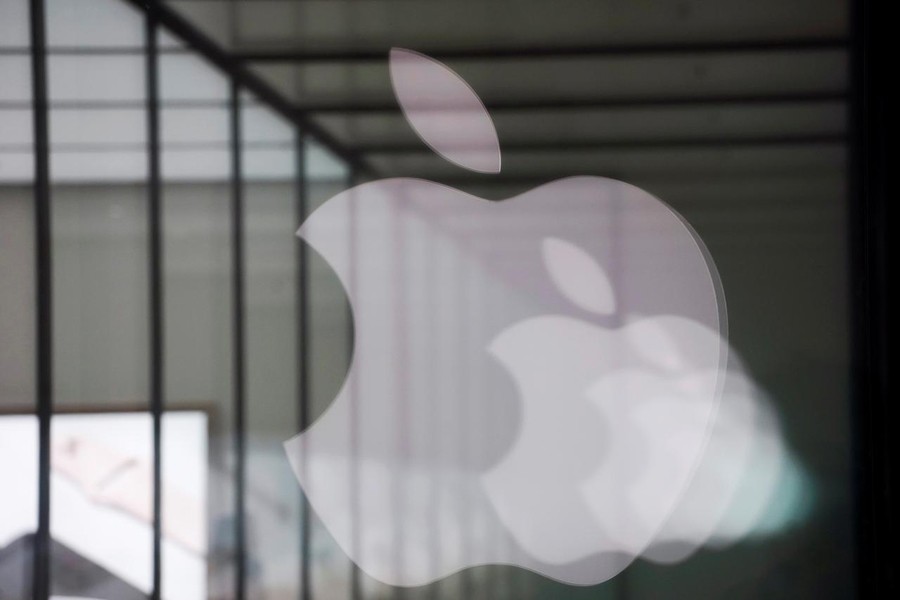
{"left": 120, "top": 0, "right": 376, "bottom": 176}
{"left": 354, "top": 133, "right": 846, "bottom": 155}
{"left": 299, "top": 91, "right": 847, "bottom": 114}
{"left": 235, "top": 37, "right": 847, "bottom": 63}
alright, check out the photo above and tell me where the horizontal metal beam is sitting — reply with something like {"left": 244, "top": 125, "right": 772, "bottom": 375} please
{"left": 0, "top": 133, "right": 844, "bottom": 157}
{"left": 119, "top": 0, "right": 375, "bottom": 176}
{"left": 428, "top": 169, "right": 846, "bottom": 188}
{"left": 176, "top": 167, "right": 839, "bottom": 187}
{"left": 0, "top": 100, "right": 262, "bottom": 110}
{"left": 300, "top": 91, "right": 847, "bottom": 114}
{"left": 354, "top": 133, "right": 847, "bottom": 155}
{"left": 0, "top": 46, "right": 190, "bottom": 56}
{"left": 0, "top": 141, "right": 294, "bottom": 154}
{"left": 0, "top": 92, "right": 847, "bottom": 115}
{"left": 235, "top": 37, "right": 847, "bottom": 63}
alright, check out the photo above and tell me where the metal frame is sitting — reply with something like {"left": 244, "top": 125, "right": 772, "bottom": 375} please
{"left": 229, "top": 78, "right": 248, "bottom": 600}
{"left": 297, "top": 91, "right": 847, "bottom": 115}
{"left": 0, "top": 91, "right": 846, "bottom": 114}
{"left": 295, "top": 133, "right": 312, "bottom": 600}
{"left": 144, "top": 3, "right": 164, "bottom": 599}
{"left": 28, "top": 0, "right": 52, "bottom": 597}
{"left": 23, "top": 1, "right": 349, "bottom": 597}
{"left": 346, "top": 169, "right": 363, "bottom": 600}
{"left": 849, "top": 0, "right": 895, "bottom": 597}
{"left": 351, "top": 134, "right": 846, "bottom": 155}
{"left": 118, "top": 0, "right": 375, "bottom": 178}
{"left": 233, "top": 36, "right": 847, "bottom": 62}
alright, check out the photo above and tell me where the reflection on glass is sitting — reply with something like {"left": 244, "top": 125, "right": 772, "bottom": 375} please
{"left": 0, "top": 416, "right": 38, "bottom": 596}
{"left": 0, "top": 182, "right": 35, "bottom": 411}
{"left": 303, "top": 140, "right": 355, "bottom": 599}
{"left": 0, "top": 0, "right": 29, "bottom": 48}
{"left": 241, "top": 93, "right": 301, "bottom": 598}
{"left": 0, "top": 0, "right": 857, "bottom": 598}
{"left": 0, "top": 24, "right": 36, "bottom": 589}
{"left": 160, "top": 42, "right": 236, "bottom": 600}
{"left": 163, "top": 181, "right": 231, "bottom": 600}
{"left": 0, "top": 412, "right": 206, "bottom": 599}
{"left": 47, "top": 1, "right": 152, "bottom": 594}
{"left": 0, "top": 57, "right": 32, "bottom": 101}
{"left": 46, "top": 0, "right": 144, "bottom": 48}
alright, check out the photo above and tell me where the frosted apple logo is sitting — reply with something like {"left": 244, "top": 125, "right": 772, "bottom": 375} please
{"left": 285, "top": 49, "right": 799, "bottom": 586}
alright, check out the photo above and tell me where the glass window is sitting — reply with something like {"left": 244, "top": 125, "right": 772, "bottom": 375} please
{"left": 0, "top": 0, "right": 867, "bottom": 598}
{"left": 241, "top": 95, "right": 302, "bottom": 598}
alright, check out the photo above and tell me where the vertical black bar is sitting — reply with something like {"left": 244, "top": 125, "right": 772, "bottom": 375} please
{"left": 145, "top": 3, "right": 164, "bottom": 599}
{"left": 295, "top": 134, "right": 312, "bottom": 600}
{"left": 230, "top": 79, "right": 248, "bottom": 600}
{"left": 849, "top": 0, "right": 894, "bottom": 597}
{"left": 347, "top": 169, "right": 362, "bottom": 600}
{"left": 28, "top": 0, "right": 52, "bottom": 597}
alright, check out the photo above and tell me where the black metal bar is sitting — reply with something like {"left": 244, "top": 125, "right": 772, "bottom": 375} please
{"left": 0, "top": 46, "right": 189, "bottom": 55}
{"left": 352, "top": 133, "right": 846, "bottom": 155}
{"left": 428, "top": 168, "right": 843, "bottom": 187}
{"left": 235, "top": 36, "right": 848, "bottom": 62}
{"left": 230, "top": 79, "right": 248, "bottom": 600}
{"left": 347, "top": 168, "right": 362, "bottom": 600}
{"left": 28, "top": 0, "right": 52, "bottom": 597}
{"left": 145, "top": 3, "right": 164, "bottom": 599}
{"left": 0, "top": 91, "right": 846, "bottom": 113}
{"left": 0, "top": 403, "right": 208, "bottom": 417}
{"left": 0, "top": 130, "right": 847, "bottom": 157}
{"left": 0, "top": 99, "right": 257, "bottom": 110}
{"left": 300, "top": 91, "right": 847, "bottom": 114}
{"left": 119, "top": 0, "right": 374, "bottom": 177}
{"left": 848, "top": 0, "right": 894, "bottom": 596}
{"left": 0, "top": 141, "right": 296, "bottom": 154}
{"left": 295, "top": 133, "right": 312, "bottom": 600}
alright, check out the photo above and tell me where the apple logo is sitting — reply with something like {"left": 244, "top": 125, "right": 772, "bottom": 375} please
{"left": 284, "top": 48, "right": 789, "bottom": 587}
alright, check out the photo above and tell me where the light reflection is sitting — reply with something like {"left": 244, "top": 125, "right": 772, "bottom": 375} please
{"left": 0, "top": 413, "right": 207, "bottom": 599}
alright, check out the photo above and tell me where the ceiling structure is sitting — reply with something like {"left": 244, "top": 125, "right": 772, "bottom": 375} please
{"left": 163, "top": 0, "right": 848, "bottom": 205}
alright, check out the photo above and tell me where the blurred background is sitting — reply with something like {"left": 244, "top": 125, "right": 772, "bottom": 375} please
{"left": 0, "top": 0, "right": 857, "bottom": 598}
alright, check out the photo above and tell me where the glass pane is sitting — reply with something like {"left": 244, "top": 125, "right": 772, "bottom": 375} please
{"left": 160, "top": 31, "right": 234, "bottom": 597}
{"left": 302, "top": 140, "right": 355, "bottom": 599}
{"left": 0, "top": 57, "right": 32, "bottom": 101}
{"left": 161, "top": 148, "right": 230, "bottom": 183}
{"left": 48, "top": 56, "right": 145, "bottom": 102}
{"left": 240, "top": 97, "right": 301, "bottom": 599}
{"left": 0, "top": 107, "right": 31, "bottom": 147}
{"left": 162, "top": 180, "right": 231, "bottom": 600}
{"left": 46, "top": 0, "right": 143, "bottom": 48}
{"left": 47, "top": 9, "right": 152, "bottom": 595}
{"left": 160, "top": 411, "right": 208, "bottom": 600}
{"left": 161, "top": 107, "right": 229, "bottom": 146}
{"left": 0, "top": 1, "right": 858, "bottom": 598}
{"left": 159, "top": 54, "right": 229, "bottom": 103}
{"left": 0, "top": 415, "right": 39, "bottom": 595}
{"left": 306, "top": 141, "right": 349, "bottom": 183}
{"left": 0, "top": 16, "right": 35, "bottom": 589}
{"left": 50, "top": 109, "right": 146, "bottom": 147}
{"left": 243, "top": 147, "right": 295, "bottom": 182}
{"left": 49, "top": 186, "right": 153, "bottom": 596}
{"left": 0, "top": 0, "right": 29, "bottom": 47}
{"left": 0, "top": 151, "right": 34, "bottom": 183}
{"left": 0, "top": 185, "right": 35, "bottom": 412}
{"left": 51, "top": 184, "right": 149, "bottom": 409}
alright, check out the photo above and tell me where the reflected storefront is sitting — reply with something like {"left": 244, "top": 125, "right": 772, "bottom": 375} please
{"left": 0, "top": 0, "right": 887, "bottom": 599}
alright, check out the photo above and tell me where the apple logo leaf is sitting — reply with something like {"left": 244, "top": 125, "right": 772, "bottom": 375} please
{"left": 389, "top": 48, "right": 501, "bottom": 174}
{"left": 542, "top": 237, "right": 616, "bottom": 315}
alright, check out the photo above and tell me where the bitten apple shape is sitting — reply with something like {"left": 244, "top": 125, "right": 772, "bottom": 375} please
{"left": 284, "top": 48, "right": 739, "bottom": 587}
